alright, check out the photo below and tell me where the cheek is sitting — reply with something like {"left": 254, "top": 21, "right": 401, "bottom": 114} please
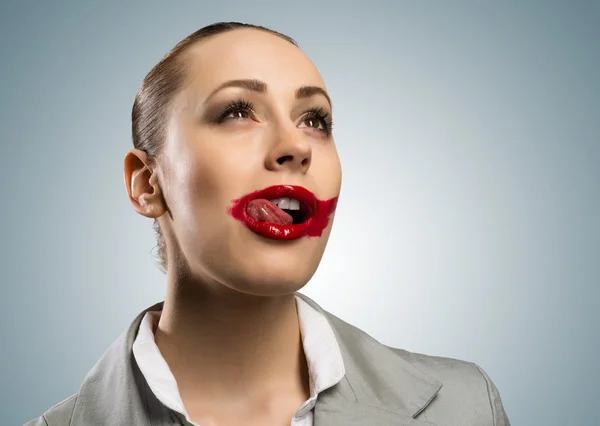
{"left": 163, "top": 142, "right": 223, "bottom": 229}
{"left": 165, "top": 140, "right": 259, "bottom": 232}
{"left": 312, "top": 146, "right": 343, "bottom": 194}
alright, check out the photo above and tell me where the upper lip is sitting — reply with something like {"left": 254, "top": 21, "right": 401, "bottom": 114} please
{"left": 248, "top": 185, "right": 317, "bottom": 215}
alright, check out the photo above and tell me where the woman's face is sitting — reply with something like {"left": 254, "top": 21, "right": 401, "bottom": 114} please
{"left": 155, "top": 29, "right": 341, "bottom": 296}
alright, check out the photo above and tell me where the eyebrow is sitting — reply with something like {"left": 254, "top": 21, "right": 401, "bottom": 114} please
{"left": 204, "top": 78, "right": 333, "bottom": 110}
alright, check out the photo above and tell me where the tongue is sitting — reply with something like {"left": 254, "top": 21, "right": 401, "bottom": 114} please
{"left": 246, "top": 199, "right": 293, "bottom": 225}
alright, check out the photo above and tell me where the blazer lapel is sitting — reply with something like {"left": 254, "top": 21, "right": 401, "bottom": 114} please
{"left": 314, "top": 399, "right": 437, "bottom": 426}
{"left": 313, "top": 379, "right": 439, "bottom": 425}
{"left": 296, "top": 293, "right": 442, "bottom": 426}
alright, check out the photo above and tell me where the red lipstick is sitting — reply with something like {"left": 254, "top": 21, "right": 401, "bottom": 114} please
{"left": 228, "top": 185, "right": 338, "bottom": 241}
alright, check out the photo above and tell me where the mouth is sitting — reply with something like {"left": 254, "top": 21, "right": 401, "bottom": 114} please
{"left": 247, "top": 186, "right": 316, "bottom": 226}
{"left": 228, "top": 185, "right": 338, "bottom": 241}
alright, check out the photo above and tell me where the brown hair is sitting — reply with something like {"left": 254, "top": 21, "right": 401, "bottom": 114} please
{"left": 131, "top": 22, "right": 298, "bottom": 272}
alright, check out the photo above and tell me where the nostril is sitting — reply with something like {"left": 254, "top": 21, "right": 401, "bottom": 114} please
{"left": 301, "top": 158, "right": 310, "bottom": 167}
{"left": 276, "top": 155, "right": 293, "bottom": 165}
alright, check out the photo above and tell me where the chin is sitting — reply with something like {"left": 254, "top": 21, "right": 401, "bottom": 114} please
{"left": 233, "top": 276, "right": 309, "bottom": 297}
{"left": 239, "top": 257, "right": 318, "bottom": 297}
{"left": 225, "top": 239, "right": 325, "bottom": 297}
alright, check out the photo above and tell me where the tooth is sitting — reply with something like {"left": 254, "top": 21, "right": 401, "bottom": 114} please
{"left": 278, "top": 197, "right": 291, "bottom": 209}
{"left": 269, "top": 197, "right": 302, "bottom": 210}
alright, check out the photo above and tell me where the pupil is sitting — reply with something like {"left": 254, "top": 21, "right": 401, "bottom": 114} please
{"left": 306, "top": 118, "right": 318, "bottom": 128}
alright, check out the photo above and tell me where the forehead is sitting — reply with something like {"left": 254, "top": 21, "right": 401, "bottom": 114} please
{"left": 181, "top": 29, "right": 326, "bottom": 97}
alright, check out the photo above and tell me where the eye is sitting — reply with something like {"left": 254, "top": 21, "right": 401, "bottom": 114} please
{"left": 298, "top": 107, "right": 334, "bottom": 136}
{"left": 226, "top": 110, "right": 251, "bottom": 120}
{"left": 301, "top": 117, "right": 324, "bottom": 130}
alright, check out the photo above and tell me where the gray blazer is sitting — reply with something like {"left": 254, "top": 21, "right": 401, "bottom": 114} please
{"left": 25, "top": 293, "right": 510, "bottom": 425}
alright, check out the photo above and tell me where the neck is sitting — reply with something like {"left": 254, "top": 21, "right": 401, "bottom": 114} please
{"left": 154, "top": 274, "right": 310, "bottom": 405}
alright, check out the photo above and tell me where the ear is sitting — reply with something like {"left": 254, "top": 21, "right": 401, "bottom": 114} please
{"left": 124, "top": 149, "right": 167, "bottom": 218}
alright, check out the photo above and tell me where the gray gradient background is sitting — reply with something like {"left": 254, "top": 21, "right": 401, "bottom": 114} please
{"left": 1, "top": 1, "right": 598, "bottom": 425}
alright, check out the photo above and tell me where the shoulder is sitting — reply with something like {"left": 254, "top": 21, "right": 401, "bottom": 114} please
{"left": 389, "top": 347, "right": 510, "bottom": 425}
{"left": 391, "top": 345, "right": 488, "bottom": 382}
{"left": 23, "top": 394, "right": 78, "bottom": 426}
{"left": 322, "top": 308, "right": 510, "bottom": 424}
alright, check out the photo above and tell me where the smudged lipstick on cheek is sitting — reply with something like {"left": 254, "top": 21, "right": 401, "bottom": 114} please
{"left": 227, "top": 185, "right": 338, "bottom": 241}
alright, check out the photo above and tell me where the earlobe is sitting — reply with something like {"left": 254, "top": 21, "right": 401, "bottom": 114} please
{"left": 124, "top": 150, "right": 167, "bottom": 219}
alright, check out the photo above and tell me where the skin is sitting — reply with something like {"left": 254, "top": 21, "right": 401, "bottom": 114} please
{"left": 124, "top": 28, "right": 342, "bottom": 425}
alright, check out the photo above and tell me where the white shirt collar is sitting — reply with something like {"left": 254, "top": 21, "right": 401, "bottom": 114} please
{"left": 132, "top": 295, "right": 345, "bottom": 424}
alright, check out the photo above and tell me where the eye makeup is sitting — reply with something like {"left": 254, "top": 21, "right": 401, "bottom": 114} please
{"left": 205, "top": 96, "right": 334, "bottom": 137}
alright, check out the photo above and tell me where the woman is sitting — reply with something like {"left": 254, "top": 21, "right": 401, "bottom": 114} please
{"left": 26, "top": 22, "right": 510, "bottom": 426}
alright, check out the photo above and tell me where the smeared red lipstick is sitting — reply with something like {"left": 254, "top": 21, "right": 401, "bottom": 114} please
{"left": 228, "top": 185, "right": 338, "bottom": 241}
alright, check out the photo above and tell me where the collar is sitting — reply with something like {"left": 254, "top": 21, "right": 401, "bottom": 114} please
{"left": 70, "top": 293, "right": 442, "bottom": 426}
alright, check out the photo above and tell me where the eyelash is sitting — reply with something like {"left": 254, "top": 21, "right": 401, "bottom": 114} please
{"left": 216, "top": 99, "right": 334, "bottom": 136}
{"left": 216, "top": 99, "right": 255, "bottom": 123}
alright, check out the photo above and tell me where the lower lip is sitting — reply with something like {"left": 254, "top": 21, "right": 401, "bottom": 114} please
{"left": 228, "top": 187, "right": 338, "bottom": 241}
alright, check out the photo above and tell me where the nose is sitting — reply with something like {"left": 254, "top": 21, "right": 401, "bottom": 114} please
{"left": 264, "top": 126, "right": 312, "bottom": 174}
